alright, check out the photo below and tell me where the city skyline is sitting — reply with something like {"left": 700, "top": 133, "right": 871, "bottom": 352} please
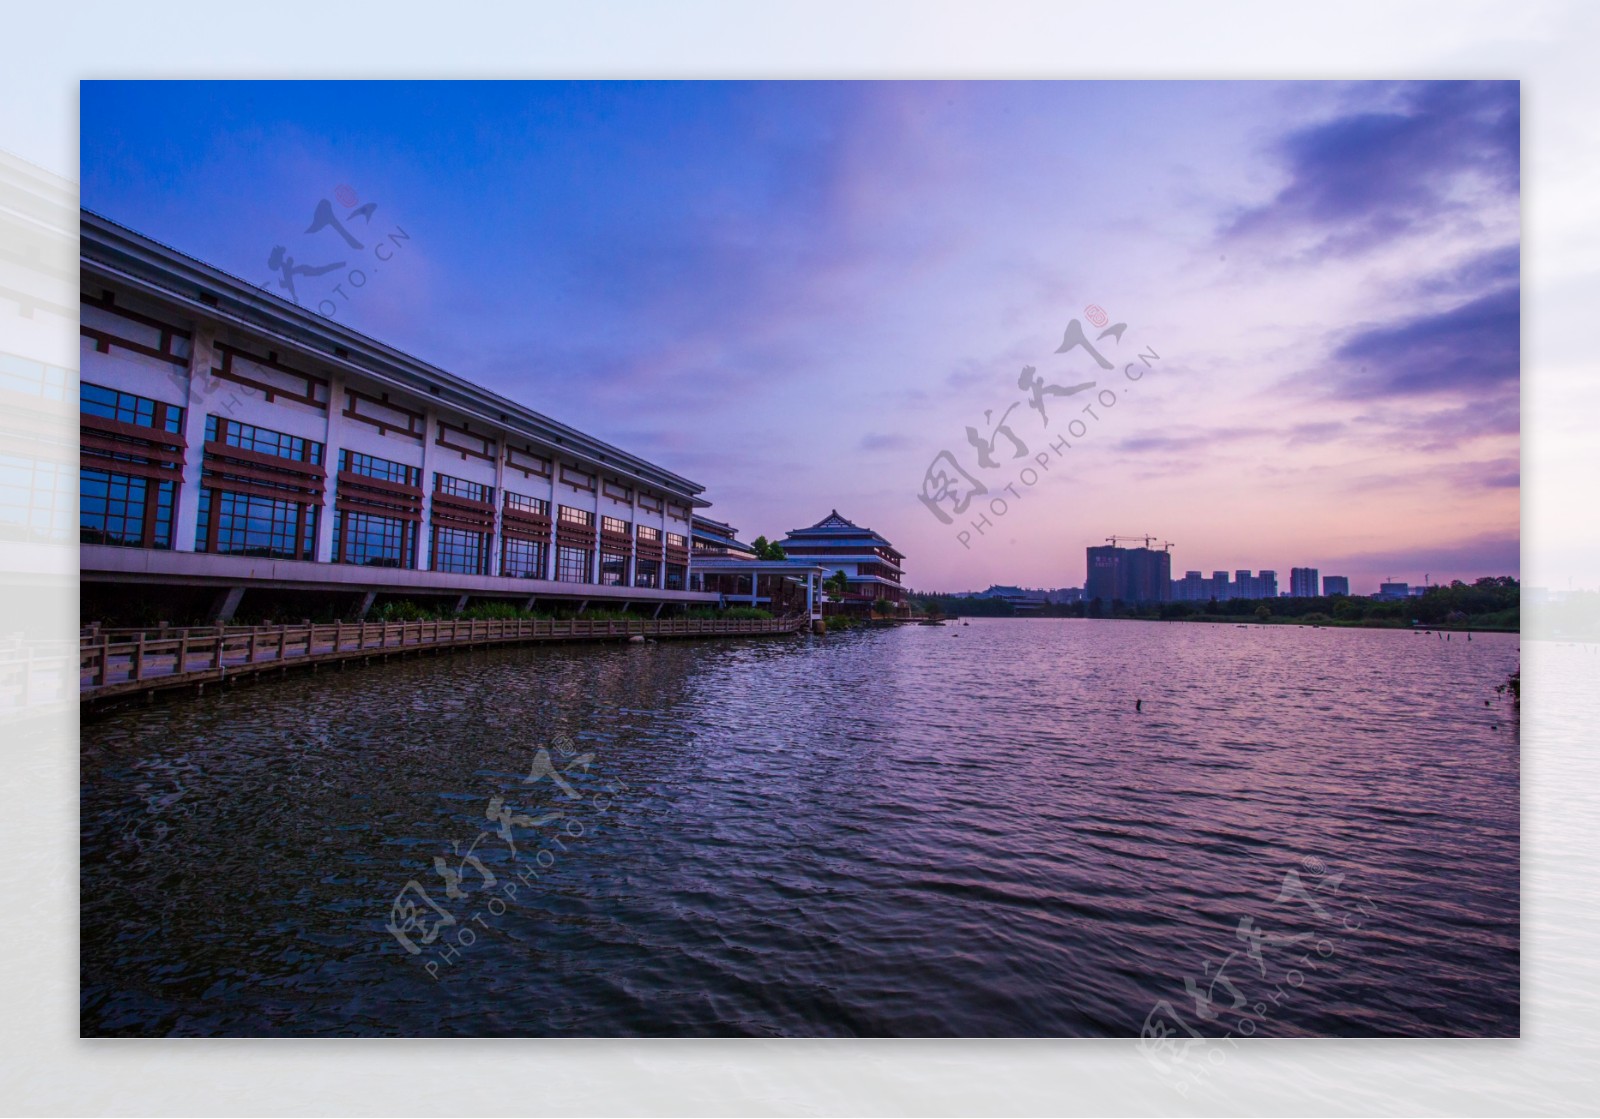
{"left": 80, "top": 80, "right": 1519, "bottom": 590}
{"left": 919, "top": 556, "right": 1506, "bottom": 599}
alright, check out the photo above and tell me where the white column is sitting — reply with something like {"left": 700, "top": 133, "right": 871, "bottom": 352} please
{"left": 490, "top": 439, "right": 506, "bottom": 577}
{"left": 683, "top": 511, "right": 693, "bottom": 591}
{"left": 417, "top": 408, "right": 437, "bottom": 571}
{"left": 626, "top": 519, "right": 637, "bottom": 587}
{"left": 315, "top": 372, "right": 344, "bottom": 563}
{"left": 171, "top": 327, "right": 216, "bottom": 552}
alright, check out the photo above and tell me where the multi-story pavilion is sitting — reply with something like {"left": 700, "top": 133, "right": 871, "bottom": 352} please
{"left": 78, "top": 210, "right": 722, "bottom": 620}
{"left": 778, "top": 510, "right": 905, "bottom": 611}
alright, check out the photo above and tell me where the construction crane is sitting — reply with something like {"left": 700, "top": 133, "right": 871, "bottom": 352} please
{"left": 1103, "top": 535, "right": 1175, "bottom": 552}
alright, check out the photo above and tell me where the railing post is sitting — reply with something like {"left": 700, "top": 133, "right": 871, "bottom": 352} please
{"left": 247, "top": 632, "right": 257, "bottom": 665}
{"left": 99, "top": 636, "right": 109, "bottom": 686}
{"left": 177, "top": 635, "right": 189, "bottom": 676}
{"left": 132, "top": 636, "right": 146, "bottom": 682}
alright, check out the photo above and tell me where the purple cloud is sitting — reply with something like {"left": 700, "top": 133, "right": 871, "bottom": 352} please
{"left": 859, "top": 432, "right": 912, "bottom": 452}
{"left": 1224, "top": 81, "right": 1519, "bottom": 257}
{"left": 1332, "top": 284, "right": 1519, "bottom": 398}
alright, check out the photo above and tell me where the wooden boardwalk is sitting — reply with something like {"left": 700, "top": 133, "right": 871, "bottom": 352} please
{"left": 80, "top": 615, "right": 808, "bottom": 706}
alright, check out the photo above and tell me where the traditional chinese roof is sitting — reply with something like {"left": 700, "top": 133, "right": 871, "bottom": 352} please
{"left": 810, "top": 510, "right": 859, "bottom": 531}
{"left": 781, "top": 510, "right": 902, "bottom": 558}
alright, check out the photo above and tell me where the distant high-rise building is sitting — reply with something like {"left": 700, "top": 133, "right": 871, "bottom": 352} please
{"left": 1323, "top": 575, "right": 1350, "bottom": 596}
{"left": 1086, "top": 545, "right": 1122, "bottom": 604}
{"left": 1172, "top": 570, "right": 1207, "bottom": 601}
{"left": 1129, "top": 547, "right": 1172, "bottom": 604}
{"left": 1377, "top": 582, "right": 1410, "bottom": 600}
{"left": 1084, "top": 544, "right": 1171, "bottom": 604}
{"left": 1259, "top": 570, "right": 1278, "bottom": 599}
{"left": 1290, "top": 567, "right": 1319, "bottom": 597}
{"left": 1212, "top": 570, "right": 1231, "bottom": 601}
{"left": 1235, "top": 569, "right": 1255, "bottom": 600}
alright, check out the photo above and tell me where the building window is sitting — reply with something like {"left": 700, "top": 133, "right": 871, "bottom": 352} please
{"left": 80, "top": 383, "right": 184, "bottom": 550}
{"left": 505, "top": 491, "right": 549, "bottom": 517}
{"left": 344, "top": 449, "right": 418, "bottom": 486}
{"left": 429, "top": 473, "right": 492, "bottom": 574}
{"left": 432, "top": 526, "right": 488, "bottom": 575}
{"left": 333, "top": 510, "right": 413, "bottom": 568}
{"left": 666, "top": 531, "right": 687, "bottom": 550}
{"left": 197, "top": 416, "right": 321, "bottom": 559}
{"left": 503, "top": 537, "right": 548, "bottom": 579}
{"left": 556, "top": 544, "right": 593, "bottom": 583}
{"left": 208, "top": 415, "right": 322, "bottom": 464}
{"left": 558, "top": 504, "right": 594, "bottom": 529}
{"left": 333, "top": 449, "right": 419, "bottom": 567}
{"left": 600, "top": 551, "right": 627, "bottom": 586}
{"left": 80, "top": 469, "right": 175, "bottom": 549}
{"left": 637, "top": 525, "right": 660, "bottom": 543}
{"left": 665, "top": 563, "right": 685, "bottom": 591}
{"left": 436, "top": 473, "right": 491, "bottom": 503}
{"left": 197, "top": 488, "right": 317, "bottom": 559}
{"left": 601, "top": 515, "right": 629, "bottom": 536}
{"left": 634, "top": 559, "right": 660, "bottom": 589}
{"left": 82, "top": 382, "right": 184, "bottom": 434}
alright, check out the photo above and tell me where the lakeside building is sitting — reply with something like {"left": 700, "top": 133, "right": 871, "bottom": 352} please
{"left": 1323, "top": 575, "right": 1350, "bottom": 596}
{"left": 688, "top": 515, "right": 824, "bottom": 620}
{"left": 1085, "top": 544, "right": 1171, "bottom": 605}
{"left": 690, "top": 515, "right": 758, "bottom": 560}
{"left": 973, "top": 585, "right": 1048, "bottom": 613}
{"left": 79, "top": 210, "right": 732, "bottom": 621}
{"left": 779, "top": 510, "right": 906, "bottom": 612}
{"left": 1376, "top": 582, "right": 1411, "bottom": 600}
{"left": 1290, "top": 567, "right": 1320, "bottom": 598}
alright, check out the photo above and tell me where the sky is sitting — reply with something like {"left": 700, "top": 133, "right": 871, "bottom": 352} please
{"left": 79, "top": 80, "right": 1520, "bottom": 593}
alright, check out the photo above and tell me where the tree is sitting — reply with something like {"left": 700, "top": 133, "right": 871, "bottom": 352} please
{"left": 1255, "top": 604, "right": 1272, "bottom": 621}
{"left": 825, "top": 570, "right": 850, "bottom": 602}
{"left": 749, "top": 535, "right": 789, "bottom": 561}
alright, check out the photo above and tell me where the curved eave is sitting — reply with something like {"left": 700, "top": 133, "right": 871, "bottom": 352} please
{"left": 775, "top": 552, "right": 903, "bottom": 574}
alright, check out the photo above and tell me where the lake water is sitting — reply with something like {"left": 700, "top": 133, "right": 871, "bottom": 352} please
{"left": 79, "top": 618, "right": 1520, "bottom": 1037}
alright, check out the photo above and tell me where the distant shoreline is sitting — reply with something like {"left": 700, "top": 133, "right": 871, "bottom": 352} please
{"left": 922, "top": 613, "right": 1519, "bottom": 633}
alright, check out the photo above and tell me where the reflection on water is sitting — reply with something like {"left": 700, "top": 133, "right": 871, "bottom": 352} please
{"left": 80, "top": 619, "right": 1520, "bottom": 1036}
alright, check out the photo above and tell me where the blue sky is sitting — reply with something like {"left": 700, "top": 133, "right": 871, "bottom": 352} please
{"left": 81, "top": 80, "right": 1519, "bottom": 591}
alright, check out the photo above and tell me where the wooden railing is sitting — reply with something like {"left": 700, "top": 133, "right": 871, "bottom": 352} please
{"left": 80, "top": 614, "right": 806, "bottom": 700}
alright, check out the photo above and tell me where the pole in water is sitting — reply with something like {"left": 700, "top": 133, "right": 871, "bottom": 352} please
{"left": 1136, "top": 698, "right": 1142, "bottom": 713}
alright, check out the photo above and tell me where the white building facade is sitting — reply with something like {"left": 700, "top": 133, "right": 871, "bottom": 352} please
{"left": 79, "top": 210, "right": 719, "bottom": 618}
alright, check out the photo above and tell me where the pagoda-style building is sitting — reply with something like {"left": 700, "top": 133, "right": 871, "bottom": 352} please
{"left": 779, "top": 510, "right": 905, "bottom": 612}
